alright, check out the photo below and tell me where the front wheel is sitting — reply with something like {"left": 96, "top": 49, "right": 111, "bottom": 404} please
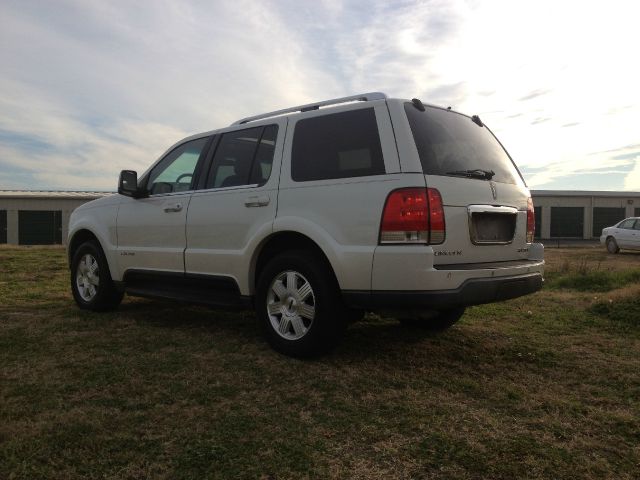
{"left": 256, "top": 251, "right": 346, "bottom": 358}
{"left": 71, "top": 241, "right": 123, "bottom": 311}
{"left": 398, "top": 307, "right": 466, "bottom": 331}
{"left": 606, "top": 237, "right": 620, "bottom": 254}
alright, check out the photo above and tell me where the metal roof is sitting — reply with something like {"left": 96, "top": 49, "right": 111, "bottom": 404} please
{"left": 0, "top": 190, "right": 112, "bottom": 199}
{"left": 531, "top": 190, "right": 640, "bottom": 197}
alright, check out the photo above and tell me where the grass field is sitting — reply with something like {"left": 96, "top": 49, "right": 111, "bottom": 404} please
{"left": 1, "top": 245, "right": 639, "bottom": 479}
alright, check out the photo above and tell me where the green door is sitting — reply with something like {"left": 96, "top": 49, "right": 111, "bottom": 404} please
{"left": 534, "top": 206, "right": 541, "bottom": 239}
{"left": 18, "top": 211, "right": 62, "bottom": 245}
{"left": 550, "top": 207, "right": 583, "bottom": 238}
{"left": 592, "top": 207, "right": 625, "bottom": 237}
{"left": 0, "top": 210, "right": 6, "bottom": 244}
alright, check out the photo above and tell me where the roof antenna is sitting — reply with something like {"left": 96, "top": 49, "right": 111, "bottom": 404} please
{"left": 471, "top": 115, "right": 484, "bottom": 127}
{"left": 411, "top": 98, "right": 425, "bottom": 111}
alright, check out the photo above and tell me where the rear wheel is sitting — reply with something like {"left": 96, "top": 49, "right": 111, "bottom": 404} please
{"left": 71, "top": 241, "right": 123, "bottom": 311}
{"left": 606, "top": 237, "right": 619, "bottom": 254}
{"left": 398, "top": 307, "right": 466, "bottom": 331}
{"left": 256, "top": 250, "right": 346, "bottom": 358}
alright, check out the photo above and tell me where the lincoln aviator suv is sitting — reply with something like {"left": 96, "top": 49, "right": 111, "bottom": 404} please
{"left": 68, "top": 92, "right": 544, "bottom": 357}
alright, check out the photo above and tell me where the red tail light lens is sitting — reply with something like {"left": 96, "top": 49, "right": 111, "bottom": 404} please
{"left": 428, "top": 188, "right": 445, "bottom": 244}
{"left": 380, "top": 187, "right": 445, "bottom": 244}
{"left": 526, "top": 197, "right": 535, "bottom": 243}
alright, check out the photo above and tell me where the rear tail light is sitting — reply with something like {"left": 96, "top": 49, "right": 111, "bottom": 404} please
{"left": 380, "top": 187, "right": 445, "bottom": 244}
{"left": 526, "top": 197, "right": 535, "bottom": 243}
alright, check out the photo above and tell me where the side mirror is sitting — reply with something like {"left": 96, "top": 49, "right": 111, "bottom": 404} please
{"left": 118, "top": 170, "right": 146, "bottom": 198}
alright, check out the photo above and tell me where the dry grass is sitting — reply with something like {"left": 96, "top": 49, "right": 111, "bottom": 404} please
{"left": 1, "top": 245, "right": 639, "bottom": 479}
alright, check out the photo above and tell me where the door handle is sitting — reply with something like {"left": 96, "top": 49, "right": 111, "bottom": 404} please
{"left": 244, "top": 196, "right": 270, "bottom": 207}
{"left": 163, "top": 203, "right": 183, "bottom": 213}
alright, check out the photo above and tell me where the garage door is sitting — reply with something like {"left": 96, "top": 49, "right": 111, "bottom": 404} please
{"left": 592, "top": 207, "right": 625, "bottom": 237}
{"left": 18, "top": 210, "right": 62, "bottom": 245}
{"left": 550, "top": 207, "right": 583, "bottom": 238}
{"left": 0, "top": 210, "right": 6, "bottom": 244}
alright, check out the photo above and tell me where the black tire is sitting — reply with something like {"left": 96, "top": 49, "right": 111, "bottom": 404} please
{"left": 70, "top": 241, "right": 124, "bottom": 311}
{"left": 398, "top": 307, "right": 466, "bottom": 331}
{"left": 606, "top": 237, "right": 619, "bottom": 254}
{"left": 255, "top": 250, "right": 346, "bottom": 358}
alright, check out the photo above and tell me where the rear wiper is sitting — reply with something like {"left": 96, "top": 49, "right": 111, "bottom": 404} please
{"left": 445, "top": 169, "right": 495, "bottom": 180}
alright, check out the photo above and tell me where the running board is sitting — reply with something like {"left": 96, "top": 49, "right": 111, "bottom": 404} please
{"left": 121, "top": 270, "right": 253, "bottom": 309}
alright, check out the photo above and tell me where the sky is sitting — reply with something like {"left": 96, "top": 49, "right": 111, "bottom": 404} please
{"left": 0, "top": 0, "right": 639, "bottom": 192}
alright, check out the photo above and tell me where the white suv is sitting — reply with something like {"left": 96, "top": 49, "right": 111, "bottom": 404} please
{"left": 68, "top": 92, "right": 544, "bottom": 357}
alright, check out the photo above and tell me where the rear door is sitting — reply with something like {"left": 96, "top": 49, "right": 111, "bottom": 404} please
{"left": 184, "top": 119, "right": 286, "bottom": 294}
{"left": 633, "top": 220, "right": 640, "bottom": 249}
{"left": 401, "top": 101, "right": 531, "bottom": 265}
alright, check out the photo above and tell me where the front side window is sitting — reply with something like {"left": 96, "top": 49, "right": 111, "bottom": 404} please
{"left": 291, "top": 108, "right": 385, "bottom": 182}
{"left": 619, "top": 219, "right": 636, "bottom": 229}
{"left": 405, "top": 104, "right": 522, "bottom": 185}
{"left": 206, "top": 125, "right": 278, "bottom": 188}
{"left": 147, "top": 137, "right": 209, "bottom": 195}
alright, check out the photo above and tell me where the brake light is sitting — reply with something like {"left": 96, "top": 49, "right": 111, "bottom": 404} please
{"left": 526, "top": 197, "right": 535, "bottom": 243}
{"left": 428, "top": 188, "right": 445, "bottom": 244}
{"left": 380, "top": 188, "right": 445, "bottom": 244}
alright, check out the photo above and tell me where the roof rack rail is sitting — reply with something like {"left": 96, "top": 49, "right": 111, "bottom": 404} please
{"left": 231, "top": 92, "right": 387, "bottom": 126}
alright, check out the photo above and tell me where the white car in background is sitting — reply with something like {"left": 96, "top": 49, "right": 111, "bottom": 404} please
{"left": 601, "top": 217, "right": 640, "bottom": 253}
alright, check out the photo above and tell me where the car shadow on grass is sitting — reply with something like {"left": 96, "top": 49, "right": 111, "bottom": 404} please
{"left": 109, "top": 299, "right": 459, "bottom": 358}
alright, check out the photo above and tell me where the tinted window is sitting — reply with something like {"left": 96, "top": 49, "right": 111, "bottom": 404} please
{"left": 148, "top": 137, "right": 209, "bottom": 195}
{"left": 207, "top": 125, "right": 278, "bottom": 188}
{"left": 291, "top": 108, "right": 385, "bottom": 181}
{"left": 404, "top": 104, "right": 521, "bottom": 184}
{"left": 250, "top": 125, "right": 278, "bottom": 185}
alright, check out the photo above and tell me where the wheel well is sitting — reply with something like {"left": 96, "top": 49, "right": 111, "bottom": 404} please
{"left": 253, "top": 232, "right": 338, "bottom": 291}
{"left": 68, "top": 229, "right": 100, "bottom": 265}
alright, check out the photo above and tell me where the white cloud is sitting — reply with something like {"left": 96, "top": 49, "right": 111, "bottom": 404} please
{"left": 0, "top": 0, "right": 639, "bottom": 191}
{"left": 624, "top": 157, "right": 640, "bottom": 190}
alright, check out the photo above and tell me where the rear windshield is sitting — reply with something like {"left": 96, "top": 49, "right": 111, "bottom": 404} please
{"left": 404, "top": 103, "right": 523, "bottom": 185}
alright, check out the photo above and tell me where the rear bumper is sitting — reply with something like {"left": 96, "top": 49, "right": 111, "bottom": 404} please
{"left": 343, "top": 272, "right": 543, "bottom": 310}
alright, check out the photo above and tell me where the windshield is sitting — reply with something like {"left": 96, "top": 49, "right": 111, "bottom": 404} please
{"left": 404, "top": 103, "right": 523, "bottom": 185}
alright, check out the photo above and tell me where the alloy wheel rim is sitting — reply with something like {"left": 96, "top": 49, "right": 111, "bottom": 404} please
{"left": 76, "top": 253, "right": 100, "bottom": 301}
{"left": 266, "top": 270, "right": 315, "bottom": 340}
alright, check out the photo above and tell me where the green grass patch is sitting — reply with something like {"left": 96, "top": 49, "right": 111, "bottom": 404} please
{"left": 546, "top": 268, "right": 640, "bottom": 292}
{"left": 590, "top": 297, "right": 640, "bottom": 325}
{"left": 1, "top": 246, "right": 640, "bottom": 479}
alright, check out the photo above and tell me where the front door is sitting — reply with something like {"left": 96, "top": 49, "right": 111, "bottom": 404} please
{"left": 117, "top": 136, "right": 210, "bottom": 275}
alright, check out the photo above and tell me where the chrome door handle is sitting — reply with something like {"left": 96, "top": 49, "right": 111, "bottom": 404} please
{"left": 163, "top": 203, "right": 183, "bottom": 213}
{"left": 244, "top": 196, "right": 270, "bottom": 207}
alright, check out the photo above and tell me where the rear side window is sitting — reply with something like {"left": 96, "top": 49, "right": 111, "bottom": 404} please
{"left": 404, "top": 104, "right": 522, "bottom": 185}
{"left": 206, "top": 124, "right": 278, "bottom": 188}
{"left": 291, "top": 108, "right": 385, "bottom": 181}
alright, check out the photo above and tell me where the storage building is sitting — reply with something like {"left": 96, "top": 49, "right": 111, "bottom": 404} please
{"left": 1, "top": 190, "right": 639, "bottom": 245}
{"left": 0, "top": 191, "right": 109, "bottom": 246}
